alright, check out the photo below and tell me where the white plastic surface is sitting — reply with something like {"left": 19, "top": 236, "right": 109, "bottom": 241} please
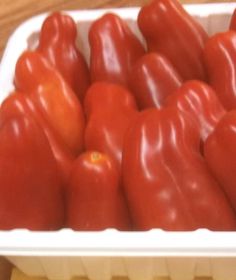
{"left": 1, "top": 3, "right": 236, "bottom": 280}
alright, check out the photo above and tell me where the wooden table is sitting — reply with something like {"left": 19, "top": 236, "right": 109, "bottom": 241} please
{"left": 0, "top": 0, "right": 235, "bottom": 59}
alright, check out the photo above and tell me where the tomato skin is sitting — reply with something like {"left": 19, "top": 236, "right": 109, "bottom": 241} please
{"left": 0, "top": 92, "right": 74, "bottom": 186}
{"left": 166, "top": 80, "right": 226, "bottom": 141}
{"left": 84, "top": 82, "right": 138, "bottom": 169}
{"left": 37, "top": 12, "right": 90, "bottom": 102}
{"left": 122, "top": 108, "right": 236, "bottom": 231}
{"left": 129, "top": 52, "right": 183, "bottom": 109}
{"left": 204, "top": 110, "right": 236, "bottom": 213}
{"left": 204, "top": 31, "right": 236, "bottom": 110}
{"left": 138, "top": 0, "right": 208, "bottom": 81}
{"left": 14, "top": 50, "right": 85, "bottom": 155}
{"left": 0, "top": 115, "right": 64, "bottom": 230}
{"left": 229, "top": 9, "right": 236, "bottom": 31}
{"left": 89, "top": 13, "right": 145, "bottom": 86}
{"left": 66, "top": 151, "right": 131, "bottom": 230}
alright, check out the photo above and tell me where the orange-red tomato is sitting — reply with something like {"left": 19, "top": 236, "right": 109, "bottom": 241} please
{"left": 0, "top": 92, "right": 74, "bottom": 185}
{"left": 14, "top": 50, "right": 85, "bottom": 155}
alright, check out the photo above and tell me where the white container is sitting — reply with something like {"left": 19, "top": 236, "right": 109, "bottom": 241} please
{"left": 1, "top": 3, "right": 236, "bottom": 280}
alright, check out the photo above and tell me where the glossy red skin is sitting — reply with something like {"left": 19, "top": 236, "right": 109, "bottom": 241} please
{"left": 138, "top": 0, "right": 208, "bottom": 81}
{"left": 129, "top": 52, "right": 183, "bottom": 109}
{"left": 122, "top": 108, "right": 236, "bottom": 231}
{"left": 84, "top": 82, "right": 138, "bottom": 168}
{"left": 14, "top": 50, "right": 85, "bottom": 155}
{"left": 166, "top": 80, "right": 226, "bottom": 141}
{"left": 0, "top": 115, "right": 64, "bottom": 230}
{"left": 204, "top": 110, "right": 236, "bottom": 213}
{"left": 229, "top": 9, "right": 236, "bottom": 30}
{"left": 37, "top": 12, "right": 90, "bottom": 102}
{"left": 204, "top": 31, "right": 236, "bottom": 110}
{"left": 66, "top": 151, "right": 131, "bottom": 230}
{"left": 0, "top": 92, "right": 74, "bottom": 186}
{"left": 89, "top": 13, "right": 145, "bottom": 86}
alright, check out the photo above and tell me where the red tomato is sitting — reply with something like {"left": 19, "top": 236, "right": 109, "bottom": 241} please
{"left": 89, "top": 13, "right": 145, "bottom": 86}
{"left": 0, "top": 115, "right": 64, "bottom": 230}
{"left": 229, "top": 8, "right": 236, "bottom": 30}
{"left": 129, "top": 52, "right": 183, "bottom": 109}
{"left": 66, "top": 151, "right": 131, "bottom": 230}
{"left": 84, "top": 82, "right": 138, "bottom": 169}
{"left": 166, "top": 80, "right": 226, "bottom": 141}
{"left": 122, "top": 108, "right": 236, "bottom": 231}
{"left": 204, "top": 110, "right": 236, "bottom": 213}
{"left": 38, "top": 12, "right": 90, "bottom": 102}
{"left": 138, "top": 0, "right": 208, "bottom": 81}
{"left": 204, "top": 31, "right": 236, "bottom": 110}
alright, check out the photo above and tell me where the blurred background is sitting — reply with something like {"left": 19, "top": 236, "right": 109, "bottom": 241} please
{"left": 0, "top": 0, "right": 235, "bottom": 58}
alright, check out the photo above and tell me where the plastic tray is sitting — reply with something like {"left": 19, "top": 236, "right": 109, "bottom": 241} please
{"left": 1, "top": 3, "right": 236, "bottom": 280}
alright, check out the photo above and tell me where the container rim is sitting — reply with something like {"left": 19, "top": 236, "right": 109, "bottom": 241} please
{"left": 1, "top": 229, "right": 236, "bottom": 256}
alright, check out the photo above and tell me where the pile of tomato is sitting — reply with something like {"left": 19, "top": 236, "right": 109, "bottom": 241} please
{"left": 1, "top": 0, "right": 236, "bottom": 231}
